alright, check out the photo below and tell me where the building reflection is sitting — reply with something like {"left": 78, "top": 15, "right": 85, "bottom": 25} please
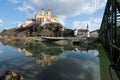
{"left": 18, "top": 47, "right": 58, "bottom": 68}
{"left": 17, "top": 48, "right": 33, "bottom": 57}
{"left": 17, "top": 48, "right": 22, "bottom": 52}
{"left": 35, "top": 53, "right": 57, "bottom": 68}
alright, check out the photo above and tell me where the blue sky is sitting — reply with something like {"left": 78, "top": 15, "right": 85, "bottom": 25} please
{"left": 0, "top": 0, "right": 107, "bottom": 32}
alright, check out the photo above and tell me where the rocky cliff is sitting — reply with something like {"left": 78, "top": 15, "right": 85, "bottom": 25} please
{"left": 0, "top": 23, "right": 73, "bottom": 37}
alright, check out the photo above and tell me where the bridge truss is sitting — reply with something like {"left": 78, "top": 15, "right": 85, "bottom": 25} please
{"left": 99, "top": 0, "right": 120, "bottom": 78}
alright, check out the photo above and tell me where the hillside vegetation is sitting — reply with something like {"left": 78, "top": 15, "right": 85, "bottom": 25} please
{"left": 1, "top": 23, "right": 74, "bottom": 37}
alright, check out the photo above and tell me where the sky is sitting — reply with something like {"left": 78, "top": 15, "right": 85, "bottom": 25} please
{"left": 0, "top": 0, "right": 107, "bottom": 32}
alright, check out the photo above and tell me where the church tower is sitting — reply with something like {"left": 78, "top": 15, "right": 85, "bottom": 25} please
{"left": 86, "top": 24, "right": 89, "bottom": 31}
{"left": 48, "top": 9, "right": 51, "bottom": 16}
{"left": 86, "top": 24, "right": 90, "bottom": 37}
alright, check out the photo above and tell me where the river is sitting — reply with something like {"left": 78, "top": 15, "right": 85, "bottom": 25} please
{"left": 0, "top": 41, "right": 114, "bottom": 80}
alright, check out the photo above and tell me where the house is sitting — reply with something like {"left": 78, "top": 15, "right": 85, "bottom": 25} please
{"left": 90, "top": 29, "right": 99, "bottom": 38}
{"left": 22, "top": 18, "right": 36, "bottom": 27}
{"left": 74, "top": 25, "right": 90, "bottom": 37}
{"left": 18, "top": 18, "right": 36, "bottom": 28}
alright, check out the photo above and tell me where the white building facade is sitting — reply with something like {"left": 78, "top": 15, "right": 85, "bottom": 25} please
{"left": 74, "top": 25, "right": 90, "bottom": 37}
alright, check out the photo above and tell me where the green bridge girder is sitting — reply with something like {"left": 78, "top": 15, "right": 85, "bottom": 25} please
{"left": 99, "top": 0, "right": 120, "bottom": 78}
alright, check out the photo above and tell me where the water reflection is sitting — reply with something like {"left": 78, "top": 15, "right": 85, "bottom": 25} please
{"left": 18, "top": 48, "right": 33, "bottom": 57}
{"left": 17, "top": 47, "right": 58, "bottom": 68}
{"left": 0, "top": 41, "right": 100, "bottom": 80}
{"left": 35, "top": 53, "right": 57, "bottom": 68}
{"left": 40, "top": 50, "right": 100, "bottom": 80}
{"left": 0, "top": 44, "right": 3, "bottom": 54}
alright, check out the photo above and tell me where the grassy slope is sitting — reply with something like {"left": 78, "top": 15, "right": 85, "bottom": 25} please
{"left": 97, "top": 44, "right": 119, "bottom": 80}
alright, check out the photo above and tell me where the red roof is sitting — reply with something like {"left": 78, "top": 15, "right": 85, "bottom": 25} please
{"left": 26, "top": 18, "right": 36, "bottom": 21}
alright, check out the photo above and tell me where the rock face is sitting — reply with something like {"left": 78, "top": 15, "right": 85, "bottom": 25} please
{"left": 1, "top": 27, "right": 31, "bottom": 37}
{"left": 0, "top": 71, "right": 24, "bottom": 80}
{"left": 1, "top": 23, "right": 71, "bottom": 37}
{"left": 40, "top": 22, "right": 64, "bottom": 37}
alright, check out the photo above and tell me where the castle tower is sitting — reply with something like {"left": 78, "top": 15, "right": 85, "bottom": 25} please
{"left": 41, "top": 8, "right": 45, "bottom": 16}
{"left": 48, "top": 9, "right": 51, "bottom": 16}
{"left": 35, "top": 9, "right": 57, "bottom": 25}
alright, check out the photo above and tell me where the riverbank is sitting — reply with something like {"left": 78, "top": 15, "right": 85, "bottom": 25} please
{"left": 0, "top": 37, "right": 36, "bottom": 43}
{"left": 97, "top": 44, "right": 119, "bottom": 80}
{"left": 0, "top": 37, "right": 98, "bottom": 45}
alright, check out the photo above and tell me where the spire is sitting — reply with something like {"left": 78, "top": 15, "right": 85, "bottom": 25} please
{"left": 41, "top": 8, "right": 45, "bottom": 15}
{"left": 87, "top": 24, "right": 89, "bottom": 30}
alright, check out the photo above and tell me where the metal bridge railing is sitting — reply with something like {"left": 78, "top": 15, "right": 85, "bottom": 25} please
{"left": 99, "top": 0, "right": 120, "bottom": 79}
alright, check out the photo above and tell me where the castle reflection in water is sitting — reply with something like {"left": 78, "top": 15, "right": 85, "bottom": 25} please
{"left": 35, "top": 53, "right": 57, "bottom": 68}
{"left": 0, "top": 41, "right": 100, "bottom": 80}
{"left": 18, "top": 48, "right": 58, "bottom": 68}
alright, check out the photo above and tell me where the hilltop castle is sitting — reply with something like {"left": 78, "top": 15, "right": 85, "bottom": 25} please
{"left": 18, "top": 9, "right": 57, "bottom": 28}
{"left": 35, "top": 9, "right": 57, "bottom": 25}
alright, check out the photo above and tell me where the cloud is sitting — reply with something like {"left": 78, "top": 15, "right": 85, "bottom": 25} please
{"left": 18, "top": 0, "right": 107, "bottom": 17}
{"left": 40, "top": 52, "right": 100, "bottom": 80}
{"left": 11, "top": 21, "right": 22, "bottom": 27}
{"left": 0, "top": 45, "right": 3, "bottom": 54}
{"left": 57, "top": 16, "right": 66, "bottom": 26}
{"left": 16, "top": 0, "right": 107, "bottom": 30}
{"left": 71, "top": 17, "right": 102, "bottom": 31}
{"left": 18, "top": 2, "right": 35, "bottom": 18}
{"left": 0, "top": 19, "right": 3, "bottom": 27}
{"left": 9, "top": 0, "right": 19, "bottom": 4}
